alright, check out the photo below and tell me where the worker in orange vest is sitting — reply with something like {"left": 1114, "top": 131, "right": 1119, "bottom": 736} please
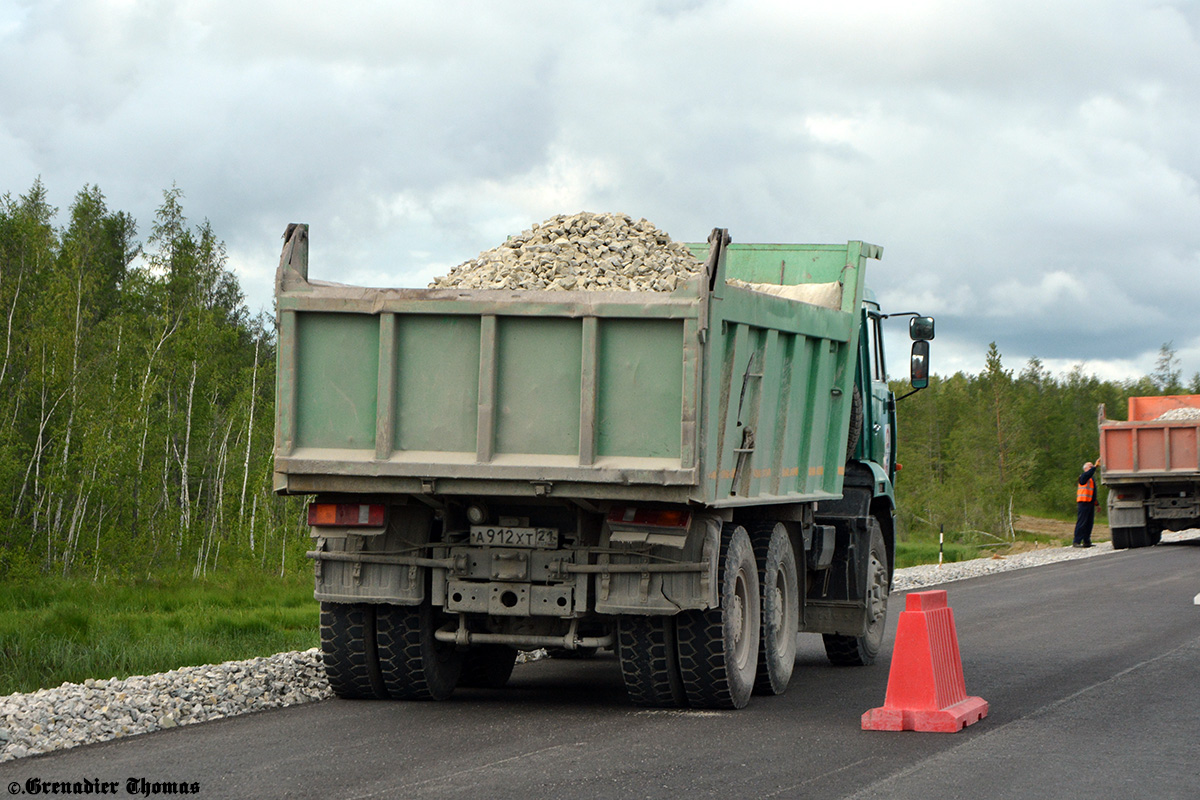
{"left": 1073, "top": 458, "right": 1101, "bottom": 548}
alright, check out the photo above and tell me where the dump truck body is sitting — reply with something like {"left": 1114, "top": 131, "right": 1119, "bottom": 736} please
{"left": 274, "top": 224, "right": 931, "bottom": 708}
{"left": 1100, "top": 395, "right": 1200, "bottom": 548}
{"left": 275, "top": 239, "right": 865, "bottom": 507}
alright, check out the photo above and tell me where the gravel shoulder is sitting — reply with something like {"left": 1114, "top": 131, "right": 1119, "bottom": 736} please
{"left": 4, "top": 533, "right": 1191, "bottom": 763}
{"left": 894, "top": 538, "right": 1112, "bottom": 591}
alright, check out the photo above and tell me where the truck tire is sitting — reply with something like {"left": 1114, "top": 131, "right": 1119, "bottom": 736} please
{"left": 617, "top": 616, "right": 686, "bottom": 707}
{"left": 1108, "top": 525, "right": 1128, "bottom": 551}
{"left": 751, "top": 523, "right": 798, "bottom": 696}
{"left": 374, "top": 601, "right": 462, "bottom": 700}
{"left": 459, "top": 644, "right": 518, "bottom": 689}
{"left": 1114, "top": 526, "right": 1155, "bottom": 549}
{"left": 1128, "top": 527, "right": 1153, "bottom": 549}
{"left": 823, "top": 518, "right": 888, "bottom": 667}
{"left": 1111, "top": 527, "right": 1135, "bottom": 550}
{"left": 675, "top": 524, "right": 761, "bottom": 709}
{"left": 319, "top": 602, "right": 386, "bottom": 699}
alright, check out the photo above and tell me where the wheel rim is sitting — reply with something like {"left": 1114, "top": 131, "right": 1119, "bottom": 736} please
{"left": 864, "top": 548, "right": 888, "bottom": 649}
{"left": 769, "top": 578, "right": 784, "bottom": 644}
{"left": 767, "top": 566, "right": 794, "bottom": 651}
{"left": 732, "top": 568, "right": 753, "bottom": 670}
{"left": 867, "top": 550, "right": 887, "bottom": 624}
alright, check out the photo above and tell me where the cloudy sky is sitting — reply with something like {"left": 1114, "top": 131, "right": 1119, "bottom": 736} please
{"left": 3, "top": 0, "right": 1198, "bottom": 382}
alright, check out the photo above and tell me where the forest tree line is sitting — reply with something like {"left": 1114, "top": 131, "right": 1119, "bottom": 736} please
{"left": 891, "top": 341, "right": 1198, "bottom": 543}
{"left": 0, "top": 179, "right": 1193, "bottom": 579}
{"left": 0, "top": 180, "right": 297, "bottom": 581}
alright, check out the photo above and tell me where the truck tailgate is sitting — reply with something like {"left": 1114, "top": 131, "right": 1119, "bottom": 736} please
{"left": 1101, "top": 421, "right": 1200, "bottom": 476}
{"left": 276, "top": 286, "right": 702, "bottom": 496}
{"left": 1100, "top": 395, "right": 1200, "bottom": 478}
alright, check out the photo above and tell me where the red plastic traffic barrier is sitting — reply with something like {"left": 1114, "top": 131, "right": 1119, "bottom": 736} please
{"left": 862, "top": 589, "right": 988, "bottom": 732}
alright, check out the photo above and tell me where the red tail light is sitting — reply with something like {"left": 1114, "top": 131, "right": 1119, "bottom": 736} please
{"left": 607, "top": 506, "right": 692, "bottom": 530}
{"left": 307, "top": 502, "right": 386, "bottom": 527}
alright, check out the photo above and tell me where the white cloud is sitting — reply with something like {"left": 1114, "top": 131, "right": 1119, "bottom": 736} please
{"left": 985, "top": 272, "right": 1088, "bottom": 315}
{"left": 2, "top": 0, "right": 1199, "bottom": 381}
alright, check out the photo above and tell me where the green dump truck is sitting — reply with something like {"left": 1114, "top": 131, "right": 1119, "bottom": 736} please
{"left": 274, "top": 225, "right": 934, "bottom": 709}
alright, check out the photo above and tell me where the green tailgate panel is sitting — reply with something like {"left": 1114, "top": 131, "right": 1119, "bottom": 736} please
{"left": 597, "top": 319, "right": 683, "bottom": 459}
{"left": 295, "top": 313, "right": 379, "bottom": 450}
{"left": 495, "top": 317, "right": 582, "bottom": 456}
{"left": 394, "top": 315, "right": 480, "bottom": 453}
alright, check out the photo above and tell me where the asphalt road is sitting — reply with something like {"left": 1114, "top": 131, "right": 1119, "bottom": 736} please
{"left": 4, "top": 540, "right": 1200, "bottom": 799}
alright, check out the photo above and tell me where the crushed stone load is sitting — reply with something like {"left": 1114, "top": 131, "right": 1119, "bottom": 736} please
{"left": 1157, "top": 407, "right": 1200, "bottom": 421}
{"left": 429, "top": 212, "right": 704, "bottom": 292}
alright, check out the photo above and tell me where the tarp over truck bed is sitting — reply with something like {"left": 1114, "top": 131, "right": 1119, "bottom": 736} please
{"left": 273, "top": 227, "right": 877, "bottom": 508}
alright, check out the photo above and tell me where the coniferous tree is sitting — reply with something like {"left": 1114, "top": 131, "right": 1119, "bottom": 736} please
{"left": 1152, "top": 342, "right": 1182, "bottom": 394}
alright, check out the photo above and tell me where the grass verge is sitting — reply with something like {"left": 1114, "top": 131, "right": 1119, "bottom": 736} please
{"left": 0, "top": 569, "right": 318, "bottom": 696}
{"left": 895, "top": 515, "right": 1087, "bottom": 570}
{"left": 894, "top": 539, "right": 984, "bottom": 569}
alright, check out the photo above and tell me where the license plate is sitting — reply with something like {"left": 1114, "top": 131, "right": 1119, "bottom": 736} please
{"left": 469, "top": 526, "right": 558, "bottom": 548}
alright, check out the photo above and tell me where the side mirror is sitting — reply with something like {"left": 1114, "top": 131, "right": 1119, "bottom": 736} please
{"left": 909, "top": 316, "right": 935, "bottom": 341}
{"left": 910, "top": 340, "right": 930, "bottom": 389}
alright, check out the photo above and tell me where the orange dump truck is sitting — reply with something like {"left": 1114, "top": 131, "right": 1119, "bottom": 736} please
{"left": 1099, "top": 395, "right": 1200, "bottom": 549}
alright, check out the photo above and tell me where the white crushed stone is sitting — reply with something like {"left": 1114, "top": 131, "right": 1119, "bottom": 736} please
{"left": 0, "top": 650, "right": 329, "bottom": 763}
{"left": 893, "top": 542, "right": 1113, "bottom": 591}
{"left": 1157, "top": 407, "right": 1200, "bottom": 421}
{"left": 894, "top": 528, "right": 1197, "bottom": 591}
{"left": 428, "top": 211, "right": 703, "bottom": 292}
{"left": 3, "top": 531, "right": 1195, "bottom": 762}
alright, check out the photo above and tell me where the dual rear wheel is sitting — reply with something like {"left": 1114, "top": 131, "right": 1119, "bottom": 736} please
{"left": 616, "top": 517, "right": 889, "bottom": 708}
{"left": 1112, "top": 525, "right": 1162, "bottom": 550}
{"left": 616, "top": 525, "right": 761, "bottom": 709}
{"left": 617, "top": 524, "right": 762, "bottom": 709}
{"left": 320, "top": 599, "right": 467, "bottom": 700}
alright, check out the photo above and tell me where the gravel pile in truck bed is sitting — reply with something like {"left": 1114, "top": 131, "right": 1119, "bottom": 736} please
{"left": 1157, "top": 407, "right": 1200, "bottom": 421}
{"left": 428, "top": 212, "right": 703, "bottom": 292}
{"left": 10, "top": 537, "right": 1199, "bottom": 763}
